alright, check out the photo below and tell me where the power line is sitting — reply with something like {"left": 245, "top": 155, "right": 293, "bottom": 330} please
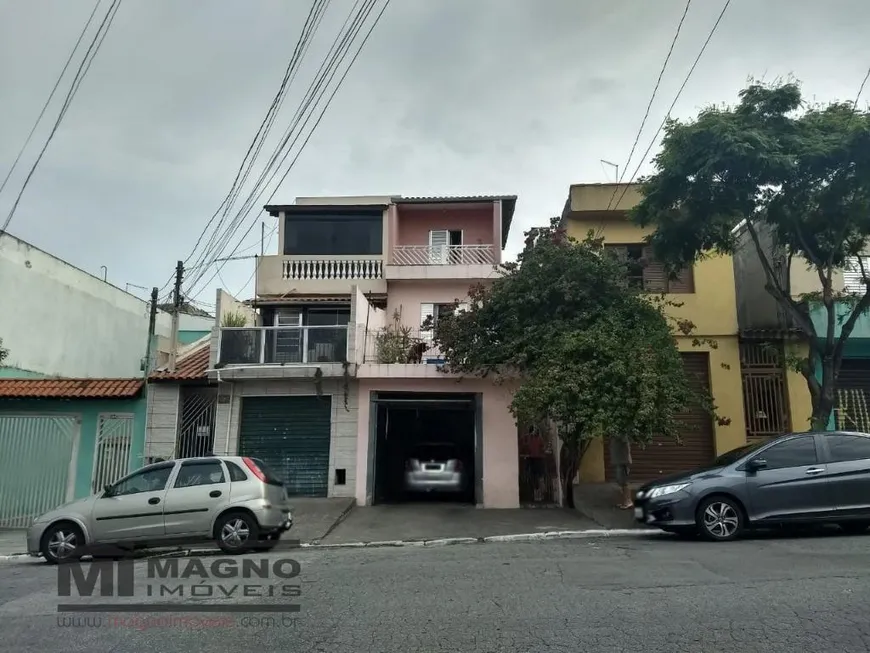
{"left": 605, "top": 0, "right": 692, "bottom": 212}
{"left": 0, "top": 0, "right": 122, "bottom": 235}
{"left": 187, "top": 0, "right": 391, "bottom": 301}
{"left": 184, "top": 0, "right": 374, "bottom": 293}
{"left": 854, "top": 65, "right": 870, "bottom": 108}
{"left": 609, "top": 0, "right": 731, "bottom": 213}
{"left": 0, "top": 0, "right": 103, "bottom": 199}
{"left": 168, "top": 0, "right": 330, "bottom": 297}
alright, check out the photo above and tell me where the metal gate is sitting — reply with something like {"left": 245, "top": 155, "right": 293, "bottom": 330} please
{"left": 91, "top": 414, "right": 133, "bottom": 493}
{"left": 176, "top": 387, "right": 217, "bottom": 458}
{"left": 740, "top": 343, "right": 791, "bottom": 445}
{"left": 835, "top": 359, "right": 870, "bottom": 431}
{"left": 0, "top": 414, "right": 80, "bottom": 529}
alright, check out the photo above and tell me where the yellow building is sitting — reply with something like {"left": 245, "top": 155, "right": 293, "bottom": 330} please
{"left": 561, "top": 182, "right": 747, "bottom": 483}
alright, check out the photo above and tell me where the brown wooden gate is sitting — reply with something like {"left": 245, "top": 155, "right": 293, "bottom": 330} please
{"left": 835, "top": 359, "right": 870, "bottom": 432}
{"left": 604, "top": 352, "right": 716, "bottom": 481}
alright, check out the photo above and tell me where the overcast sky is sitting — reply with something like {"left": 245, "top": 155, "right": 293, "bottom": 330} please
{"left": 1, "top": 0, "right": 868, "bottom": 309}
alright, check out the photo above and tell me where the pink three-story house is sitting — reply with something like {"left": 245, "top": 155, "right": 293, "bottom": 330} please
{"left": 207, "top": 195, "right": 521, "bottom": 508}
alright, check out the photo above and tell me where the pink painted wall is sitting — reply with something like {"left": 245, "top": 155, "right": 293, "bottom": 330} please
{"left": 394, "top": 205, "right": 497, "bottom": 248}
{"left": 385, "top": 280, "right": 483, "bottom": 329}
{"left": 354, "top": 377, "right": 519, "bottom": 508}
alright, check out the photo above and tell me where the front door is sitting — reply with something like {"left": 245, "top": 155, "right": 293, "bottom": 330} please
{"left": 162, "top": 459, "right": 231, "bottom": 536}
{"left": 91, "top": 463, "right": 175, "bottom": 542}
{"left": 744, "top": 434, "right": 835, "bottom": 522}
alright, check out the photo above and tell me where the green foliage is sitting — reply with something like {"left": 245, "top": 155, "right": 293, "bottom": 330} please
{"left": 374, "top": 310, "right": 418, "bottom": 363}
{"left": 434, "top": 219, "right": 699, "bottom": 454}
{"left": 0, "top": 337, "right": 7, "bottom": 366}
{"left": 221, "top": 311, "right": 248, "bottom": 328}
{"left": 632, "top": 79, "right": 870, "bottom": 428}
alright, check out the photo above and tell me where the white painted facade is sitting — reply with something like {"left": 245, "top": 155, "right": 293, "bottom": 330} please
{"left": 0, "top": 233, "right": 212, "bottom": 378}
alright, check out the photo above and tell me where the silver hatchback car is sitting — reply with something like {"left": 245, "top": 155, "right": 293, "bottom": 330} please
{"left": 26, "top": 456, "right": 293, "bottom": 564}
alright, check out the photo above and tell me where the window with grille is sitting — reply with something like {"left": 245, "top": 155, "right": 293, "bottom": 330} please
{"left": 604, "top": 244, "right": 694, "bottom": 293}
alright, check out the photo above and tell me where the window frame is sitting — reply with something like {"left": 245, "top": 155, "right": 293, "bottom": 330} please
{"left": 172, "top": 459, "right": 227, "bottom": 488}
{"left": 225, "top": 461, "right": 249, "bottom": 482}
{"left": 604, "top": 243, "right": 695, "bottom": 293}
{"left": 749, "top": 435, "right": 819, "bottom": 470}
{"left": 283, "top": 212, "right": 383, "bottom": 256}
{"left": 822, "top": 433, "right": 870, "bottom": 464}
{"left": 108, "top": 462, "right": 175, "bottom": 497}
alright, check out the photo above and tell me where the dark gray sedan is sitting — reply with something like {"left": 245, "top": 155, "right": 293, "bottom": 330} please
{"left": 634, "top": 430, "right": 870, "bottom": 541}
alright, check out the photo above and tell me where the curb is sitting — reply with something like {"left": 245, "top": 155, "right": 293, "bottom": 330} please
{"left": 0, "top": 528, "right": 662, "bottom": 562}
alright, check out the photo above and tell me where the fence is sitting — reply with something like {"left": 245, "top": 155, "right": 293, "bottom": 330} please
{"left": 391, "top": 244, "right": 495, "bottom": 266}
{"left": 218, "top": 325, "right": 348, "bottom": 365}
{"left": 362, "top": 326, "right": 445, "bottom": 364}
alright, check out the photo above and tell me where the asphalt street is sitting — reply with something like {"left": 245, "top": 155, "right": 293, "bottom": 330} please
{"left": 1, "top": 531, "right": 869, "bottom": 652}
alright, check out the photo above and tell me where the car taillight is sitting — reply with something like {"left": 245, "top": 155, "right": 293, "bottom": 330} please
{"left": 243, "top": 457, "right": 268, "bottom": 483}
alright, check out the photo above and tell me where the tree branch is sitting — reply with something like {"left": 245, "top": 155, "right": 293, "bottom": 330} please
{"left": 745, "top": 219, "right": 818, "bottom": 339}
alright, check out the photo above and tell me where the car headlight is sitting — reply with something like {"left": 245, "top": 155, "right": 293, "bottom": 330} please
{"left": 646, "top": 483, "right": 690, "bottom": 499}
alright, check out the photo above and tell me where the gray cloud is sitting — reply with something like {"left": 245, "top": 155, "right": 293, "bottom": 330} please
{"left": 0, "top": 0, "right": 868, "bottom": 305}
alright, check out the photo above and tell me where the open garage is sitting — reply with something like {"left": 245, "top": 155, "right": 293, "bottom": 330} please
{"left": 371, "top": 392, "right": 480, "bottom": 505}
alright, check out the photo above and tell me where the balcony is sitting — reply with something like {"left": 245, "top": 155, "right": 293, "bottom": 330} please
{"left": 256, "top": 255, "right": 387, "bottom": 295}
{"left": 217, "top": 325, "right": 348, "bottom": 366}
{"left": 385, "top": 244, "right": 499, "bottom": 281}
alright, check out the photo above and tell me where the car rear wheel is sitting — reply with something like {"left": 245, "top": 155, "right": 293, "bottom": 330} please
{"left": 41, "top": 522, "right": 84, "bottom": 564}
{"left": 696, "top": 496, "right": 744, "bottom": 542}
{"left": 215, "top": 512, "right": 259, "bottom": 554}
{"left": 839, "top": 521, "right": 870, "bottom": 535}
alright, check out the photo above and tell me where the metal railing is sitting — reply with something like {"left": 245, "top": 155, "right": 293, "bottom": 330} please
{"left": 362, "top": 326, "right": 445, "bottom": 364}
{"left": 281, "top": 257, "right": 383, "bottom": 281}
{"left": 218, "top": 326, "right": 349, "bottom": 365}
{"left": 391, "top": 244, "right": 495, "bottom": 266}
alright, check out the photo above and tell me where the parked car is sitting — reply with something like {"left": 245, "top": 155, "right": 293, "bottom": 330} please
{"left": 634, "top": 430, "right": 870, "bottom": 541}
{"left": 26, "top": 456, "right": 293, "bottom": 564}
{"left": 404, "top": 442, "right": 464, "bottom": 494}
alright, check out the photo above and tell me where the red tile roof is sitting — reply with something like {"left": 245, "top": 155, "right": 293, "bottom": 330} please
{"left": 149, "top": 344, "right": 210, "bottom": 381}
{"left": 0, "top": 378, "right": 144, "bottom": 399}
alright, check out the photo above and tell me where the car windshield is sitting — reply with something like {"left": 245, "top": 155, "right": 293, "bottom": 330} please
{"left": 412, "top": 444, "right": 456, "bottom": 461}
{"left": 712, "top": 441, "right": 766, "bottom": 467}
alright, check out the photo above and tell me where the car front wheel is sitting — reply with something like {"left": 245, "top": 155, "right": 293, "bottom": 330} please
{"left": 696, "top": 496, "right": 744, "bottom": 542}
{"left": 215, "top": 513, "right": 259, "bottom": 554}
{"left": 41, "top": 522, "right": 85, "bottom": 564}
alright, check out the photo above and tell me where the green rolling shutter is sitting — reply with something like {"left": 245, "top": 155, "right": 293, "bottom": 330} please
{"left": 238, "top": 396, "right": 332, "bottom": 497}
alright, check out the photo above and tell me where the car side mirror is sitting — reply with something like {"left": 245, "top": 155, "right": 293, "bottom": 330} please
{"left": 103, "top": 484, "right": 115, "bottom": 497}
{"left": 746, "top": 458, "right": 767, "bottom": 472}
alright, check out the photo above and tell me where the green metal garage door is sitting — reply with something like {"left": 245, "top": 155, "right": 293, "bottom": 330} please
{"left": 238, "top": 396, "right": 332, "bottom": 497}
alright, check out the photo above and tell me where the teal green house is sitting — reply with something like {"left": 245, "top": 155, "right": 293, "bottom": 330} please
{"left": 0, "top": 378, "right": 146, "bottom": 529}
{"left": 809, "top": 302, "right": 870, "bottom": 431}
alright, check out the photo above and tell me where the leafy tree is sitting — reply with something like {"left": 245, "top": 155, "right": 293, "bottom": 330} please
{"left": 632, "top": 80, "right": 870, "bottom": 430}
{"left": 433, "top": 220, "right": 698, "bottom": 506}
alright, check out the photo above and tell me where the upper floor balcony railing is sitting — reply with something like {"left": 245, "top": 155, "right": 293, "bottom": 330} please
{"left": 256, "top": 254, "right": 386, "bottom": 295}
{"left": 390, "top": 244, "right": 495, "bottom": 266}
{"left": 362, "top": 326, "right": 445, "bottom": 364}
{"left": 218, "top": 325, "right": 348, "bottom": 365}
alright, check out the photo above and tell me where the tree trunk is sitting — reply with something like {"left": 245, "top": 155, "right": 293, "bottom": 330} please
{"left": 559, "top": 442, "right": 578, "bottom": 509}
{"left": 810, "top": 395, "right": 835, "bottom": 431}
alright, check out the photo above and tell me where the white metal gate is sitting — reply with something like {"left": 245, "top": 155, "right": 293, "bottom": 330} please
{"left": 0, "top": 415, "right": 80, "bottom": 529}
{"left": 91, "top": 413, "right": 133, "bottom": 494}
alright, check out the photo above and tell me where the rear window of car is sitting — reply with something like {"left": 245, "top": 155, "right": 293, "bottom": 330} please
{"left": 412, "top": 445, "right": 457, "bottom": 461}
{"left": 225, "top": 461, "right": 248, "bottom": 482}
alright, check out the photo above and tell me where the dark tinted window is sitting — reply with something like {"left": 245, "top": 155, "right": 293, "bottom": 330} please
{"left": 112, "top": 465, "right": 173, "bottom": 496}
{"left": 755, "top": 436, "right": 817, "bottom": 469}
{"left": 283, "top": 214, "right": 383, "bottom": 255}
{"left": 226, "top": 461, "right": 249, "bottom": 482}
{"left": 826, "top": 435, "right": 870, "bottom": 463}
{"left": 174, "top": 461, "right": 226, "bottom": 488}
{"left": 714, "top": 442, "right": 764, "bottom": 467}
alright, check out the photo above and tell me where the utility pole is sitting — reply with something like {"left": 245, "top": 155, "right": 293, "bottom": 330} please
{"left": 143, "top": 287, "right": 159, "bottom": 377}
{"left": 168, "top": 260, "right": 184, "bottom": 372}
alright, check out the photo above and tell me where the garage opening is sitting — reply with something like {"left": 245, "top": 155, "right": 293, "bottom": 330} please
{"left": 372, "top": 392, "right": 479, "bottom": 505}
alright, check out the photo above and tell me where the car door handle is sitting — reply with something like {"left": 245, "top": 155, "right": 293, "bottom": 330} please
{"left": 805, "top": 467, "right": 826, "bottom": 475}
{"left": 148, "top": 497, "right": 161, "bottom": 505}
{"left": 209, "top": 490, "right": 222, "bottom": 498}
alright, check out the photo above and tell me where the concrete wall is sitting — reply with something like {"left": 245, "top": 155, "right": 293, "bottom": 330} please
{"left": 355, "top": 378, "right": 519, "bottom": 508}
{"left": 212, "top": 379, "right": 358, "bottom": 498}
{"left": 394, "top": 205, "right": 496, "bottom": 247}
{"left": 386, "top": 280, "right": 478, "bottom": 331}
{"left": 215, "top": 289, "right": 259, "bottom": 327}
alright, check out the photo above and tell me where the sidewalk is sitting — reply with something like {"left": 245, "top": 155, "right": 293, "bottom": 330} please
{"left": 321, "top": 503, "right": 599, "bottom": 545}
{"left": 0, "top": 497, "right": 355, "bottom": 559}
{"left": 572, "top": 483, "right": 643, "bottom": 530}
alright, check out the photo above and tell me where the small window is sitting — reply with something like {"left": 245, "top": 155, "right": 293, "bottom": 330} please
{"left": 174, "top": 461, "right": 226, "bottom": 488}
{"left": 112, "top": 465, "right": 173, "bottom": 496}
{"left": 226, "top": 461, "right": 249, "bottom": 482}
{"left": 754, "top": 436, "right": 818, "bottom": 470}
{"left": 826, "top": 435, "right": 870, "bottom": 463}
